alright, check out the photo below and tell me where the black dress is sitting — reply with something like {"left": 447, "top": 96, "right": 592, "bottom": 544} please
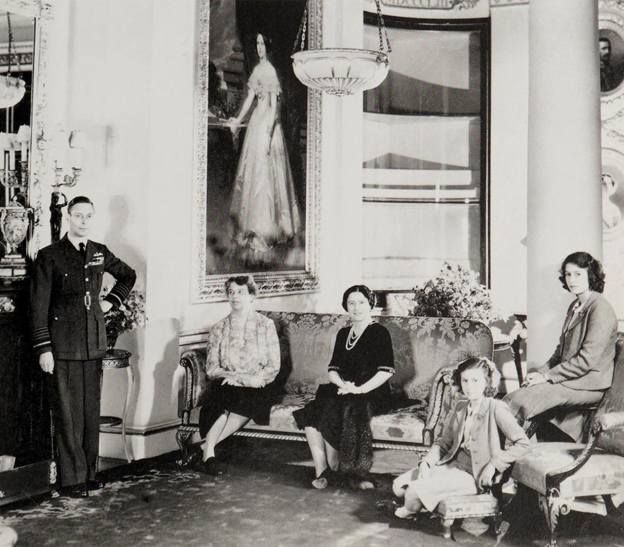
{"left": 292, "top": 322, "right": 395, "bottom": 453}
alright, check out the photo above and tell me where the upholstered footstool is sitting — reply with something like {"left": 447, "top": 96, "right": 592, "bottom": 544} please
{"left": 435, "top": 493, "right": 501, "bottom": 539}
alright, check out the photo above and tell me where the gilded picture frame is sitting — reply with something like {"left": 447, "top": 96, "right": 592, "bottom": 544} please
{"left": 191, "top": 0, "right": 321, "bottom": 303}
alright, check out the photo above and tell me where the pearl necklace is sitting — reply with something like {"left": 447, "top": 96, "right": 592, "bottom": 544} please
{"left": 345, "top": 322, "right": 371, "bottom": 351}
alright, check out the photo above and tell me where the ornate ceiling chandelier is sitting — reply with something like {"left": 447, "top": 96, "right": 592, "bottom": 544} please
{"left": 291, "top": 0, "right": 392, "bottom": 97}
{"left": 0, "top": 13, "right": 25, "bottom": 109}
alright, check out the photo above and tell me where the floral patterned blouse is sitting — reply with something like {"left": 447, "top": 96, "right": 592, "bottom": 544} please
{"left": 205, "top": 311, "right": 280, "bottom": 386}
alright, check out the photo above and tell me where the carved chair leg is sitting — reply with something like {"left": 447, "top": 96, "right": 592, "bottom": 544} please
{"left": 176, "top": 430, "right": 193, "bottom": 455}
{"left": 538, "top": 490, "right": 571, "bottom": 547}
{"left": 441, "top": 518, "right": 454, "bottom": 540}
{"left": 493, "top": 511, "right": 503, "bottom": 536}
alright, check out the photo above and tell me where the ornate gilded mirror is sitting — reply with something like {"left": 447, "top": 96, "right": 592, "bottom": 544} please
{"left": 0, "top": 0, "right": 52, "bottom": 275}
{"left": 0, "top": 6, "right": 34, "bottom": 277}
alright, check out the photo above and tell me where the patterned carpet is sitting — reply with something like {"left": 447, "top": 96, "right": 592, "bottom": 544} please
{"left": 1, "top": 438, "right": 623, "bottom": 547}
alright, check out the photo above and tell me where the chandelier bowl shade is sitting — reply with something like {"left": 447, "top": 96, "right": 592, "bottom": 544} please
{"left": 0, "top": 75, "right": 25, "bottom": 109}
{"left": 292, "top": 48, "right": 389, "bottom": 97}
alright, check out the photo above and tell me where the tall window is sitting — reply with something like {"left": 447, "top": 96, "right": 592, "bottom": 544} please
{"left": 362, "top": 16, "right": 490, "bottom": 292}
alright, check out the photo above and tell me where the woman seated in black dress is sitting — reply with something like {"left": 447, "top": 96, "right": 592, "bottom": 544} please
{"left": 293, "top": 285, "right": 395, "bottom": 490}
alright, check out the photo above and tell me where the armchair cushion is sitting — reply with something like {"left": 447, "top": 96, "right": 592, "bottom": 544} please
{"left": 512, "top": 442, "right": 624, "bottom": 497}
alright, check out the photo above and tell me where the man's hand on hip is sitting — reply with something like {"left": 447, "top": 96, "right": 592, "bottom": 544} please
{"left": 39, "top": 351, "right": 55, "bottom": 374}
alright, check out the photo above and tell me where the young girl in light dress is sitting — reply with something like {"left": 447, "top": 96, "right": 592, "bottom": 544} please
{"left": 392, "top": 357, "right": 531, "bottom": 520}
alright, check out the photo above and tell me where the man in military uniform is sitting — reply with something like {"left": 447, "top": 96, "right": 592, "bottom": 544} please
{"left": 30, "top": 196, "right": 136, "bottom": 498}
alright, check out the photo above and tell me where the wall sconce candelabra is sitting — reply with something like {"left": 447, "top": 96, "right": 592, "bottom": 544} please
{"left": 0, "top": 124, "right": 29, "bottom": 189}
{"left": 52, "top": 129, "right": 86, "bottom": 187}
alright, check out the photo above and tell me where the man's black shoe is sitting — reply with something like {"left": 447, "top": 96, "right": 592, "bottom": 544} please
{"left": 87, "top": 480, "right": 105, "bottom": 491}
{"left": 61, "top": 484, "right": 89, "bottom": 499}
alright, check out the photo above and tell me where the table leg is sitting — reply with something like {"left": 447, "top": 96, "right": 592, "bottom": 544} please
{"left": 122, "top": 365, "right": 134, "bottom": 462}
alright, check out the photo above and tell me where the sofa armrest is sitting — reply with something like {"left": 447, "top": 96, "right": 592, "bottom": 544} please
{"left": 179, "top": 348, "right": 207, "bottom": 423}
{"left": 422, "top": 366, "right": 455, "bottom": 446}
{"left": 597, "top": 411, "right": 624, "bottom": 431}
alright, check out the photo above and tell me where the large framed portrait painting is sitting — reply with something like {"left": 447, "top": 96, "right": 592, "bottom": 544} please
{"left": 192, "top": 0, "right": 321, "bottom": 302}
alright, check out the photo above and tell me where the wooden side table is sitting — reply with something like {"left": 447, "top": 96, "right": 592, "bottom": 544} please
{"left": 101, "top": 349, "right": 134, "bottom": 462}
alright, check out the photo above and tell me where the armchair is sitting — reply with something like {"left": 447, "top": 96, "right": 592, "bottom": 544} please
{"left": 511, "top": 333, "right": 624, "bottom": 547}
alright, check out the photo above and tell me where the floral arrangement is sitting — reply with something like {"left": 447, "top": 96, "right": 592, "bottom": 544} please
{"left": 104, "top": 289, "right": 146, "bottom": 348}
{"left": 411, "top": 263, "right": 501, "bottom": 324}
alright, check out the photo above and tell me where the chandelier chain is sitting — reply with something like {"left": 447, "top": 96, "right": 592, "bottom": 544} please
{"left": 375, "top": 0, "right": 392, "bottom": 55}
{"left": 292, "top": 4, "right": 308, "bottom": 56}
{"left": 292, "top": 0, "right": 391, "bottom": 56}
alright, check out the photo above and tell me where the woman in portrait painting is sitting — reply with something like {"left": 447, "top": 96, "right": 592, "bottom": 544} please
{"left": 227, "top": 31, "right": 302, "bottom": 267}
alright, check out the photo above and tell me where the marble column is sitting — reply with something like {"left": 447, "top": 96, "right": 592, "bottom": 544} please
{"left": 527, "top": 0, "right": 602, "bottom": 366}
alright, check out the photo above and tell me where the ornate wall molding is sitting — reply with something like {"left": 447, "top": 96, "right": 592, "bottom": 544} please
{"left": 490, "top": 0, "right": 529, "bottom": 6}
{"left": 380, "top": 0, "right": 483, "bottom": 9}
{"left": 601, "top": 0, "right": 624, "bottom": 320}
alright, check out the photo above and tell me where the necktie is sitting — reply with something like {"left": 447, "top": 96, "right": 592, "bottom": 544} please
{"left": 79, "top": 242, "right": 87, "bottom": 260}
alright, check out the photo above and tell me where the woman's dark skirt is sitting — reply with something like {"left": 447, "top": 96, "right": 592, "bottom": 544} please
{"left": 292, "top": 383, "right": 384, "bottom": 452}
{"left": 199, "top": 379, "right": 276, "bottom": 438}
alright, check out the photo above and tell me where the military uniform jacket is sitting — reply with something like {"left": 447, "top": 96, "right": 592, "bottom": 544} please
{"left": 30, "top": 235, "right": 137, "bottom": 361}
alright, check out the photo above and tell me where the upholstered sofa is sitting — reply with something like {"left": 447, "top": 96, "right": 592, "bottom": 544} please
{"left": 176, "top": 312, "right": 493, "bottom": 456}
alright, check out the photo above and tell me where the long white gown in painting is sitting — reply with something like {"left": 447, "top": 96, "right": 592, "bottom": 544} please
{"left": 229, "top": 62, "right": 302, "bottom": 260}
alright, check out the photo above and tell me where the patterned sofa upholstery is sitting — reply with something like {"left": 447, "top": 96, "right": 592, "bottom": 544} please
{"left": 511, "top": 332, "right": 624, "bottom": 547}
{"left": 177, "top": 312, "right": 493, "bottom": 454}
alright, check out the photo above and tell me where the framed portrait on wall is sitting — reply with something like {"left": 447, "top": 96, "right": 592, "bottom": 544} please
{"left": 192, "top": 0, "right": 321, "bottom": 302}
{"left": 600, "top": 29, "right": 624, "bottom": 95}
{"left": 599, "top": 1, "right": 624, "bottom": 119}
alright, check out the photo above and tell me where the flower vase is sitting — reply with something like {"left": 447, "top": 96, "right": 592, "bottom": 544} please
{"left": 0, "top": 204, "right": 30, "bottom": 257}
{"left": 107, "top": 336, "right": 118, "bottom": 354}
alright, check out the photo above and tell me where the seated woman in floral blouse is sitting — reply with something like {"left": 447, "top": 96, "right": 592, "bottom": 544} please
{"left": 184, "top": 275, "right": 281, "bottom": 476}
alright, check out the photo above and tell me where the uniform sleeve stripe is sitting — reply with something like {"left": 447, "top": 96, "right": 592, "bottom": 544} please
{"left": 107, "top": 292, "right": 123, "bottom": 305}
{"left": 109, "top": 284, "right": 131, "bottom": 301}
{"left": 33, "top": 341, "right": 51, "bottom": 349}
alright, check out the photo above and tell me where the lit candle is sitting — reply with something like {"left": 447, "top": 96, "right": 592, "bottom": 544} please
{"left": 9, "top": 150, "right": 15, "bottom": 170}
{"left": 0, "top": 133, "right": 8, "bottom": 170}
{"left": 16, "top": 125, "right": 30, "bottom": 161}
